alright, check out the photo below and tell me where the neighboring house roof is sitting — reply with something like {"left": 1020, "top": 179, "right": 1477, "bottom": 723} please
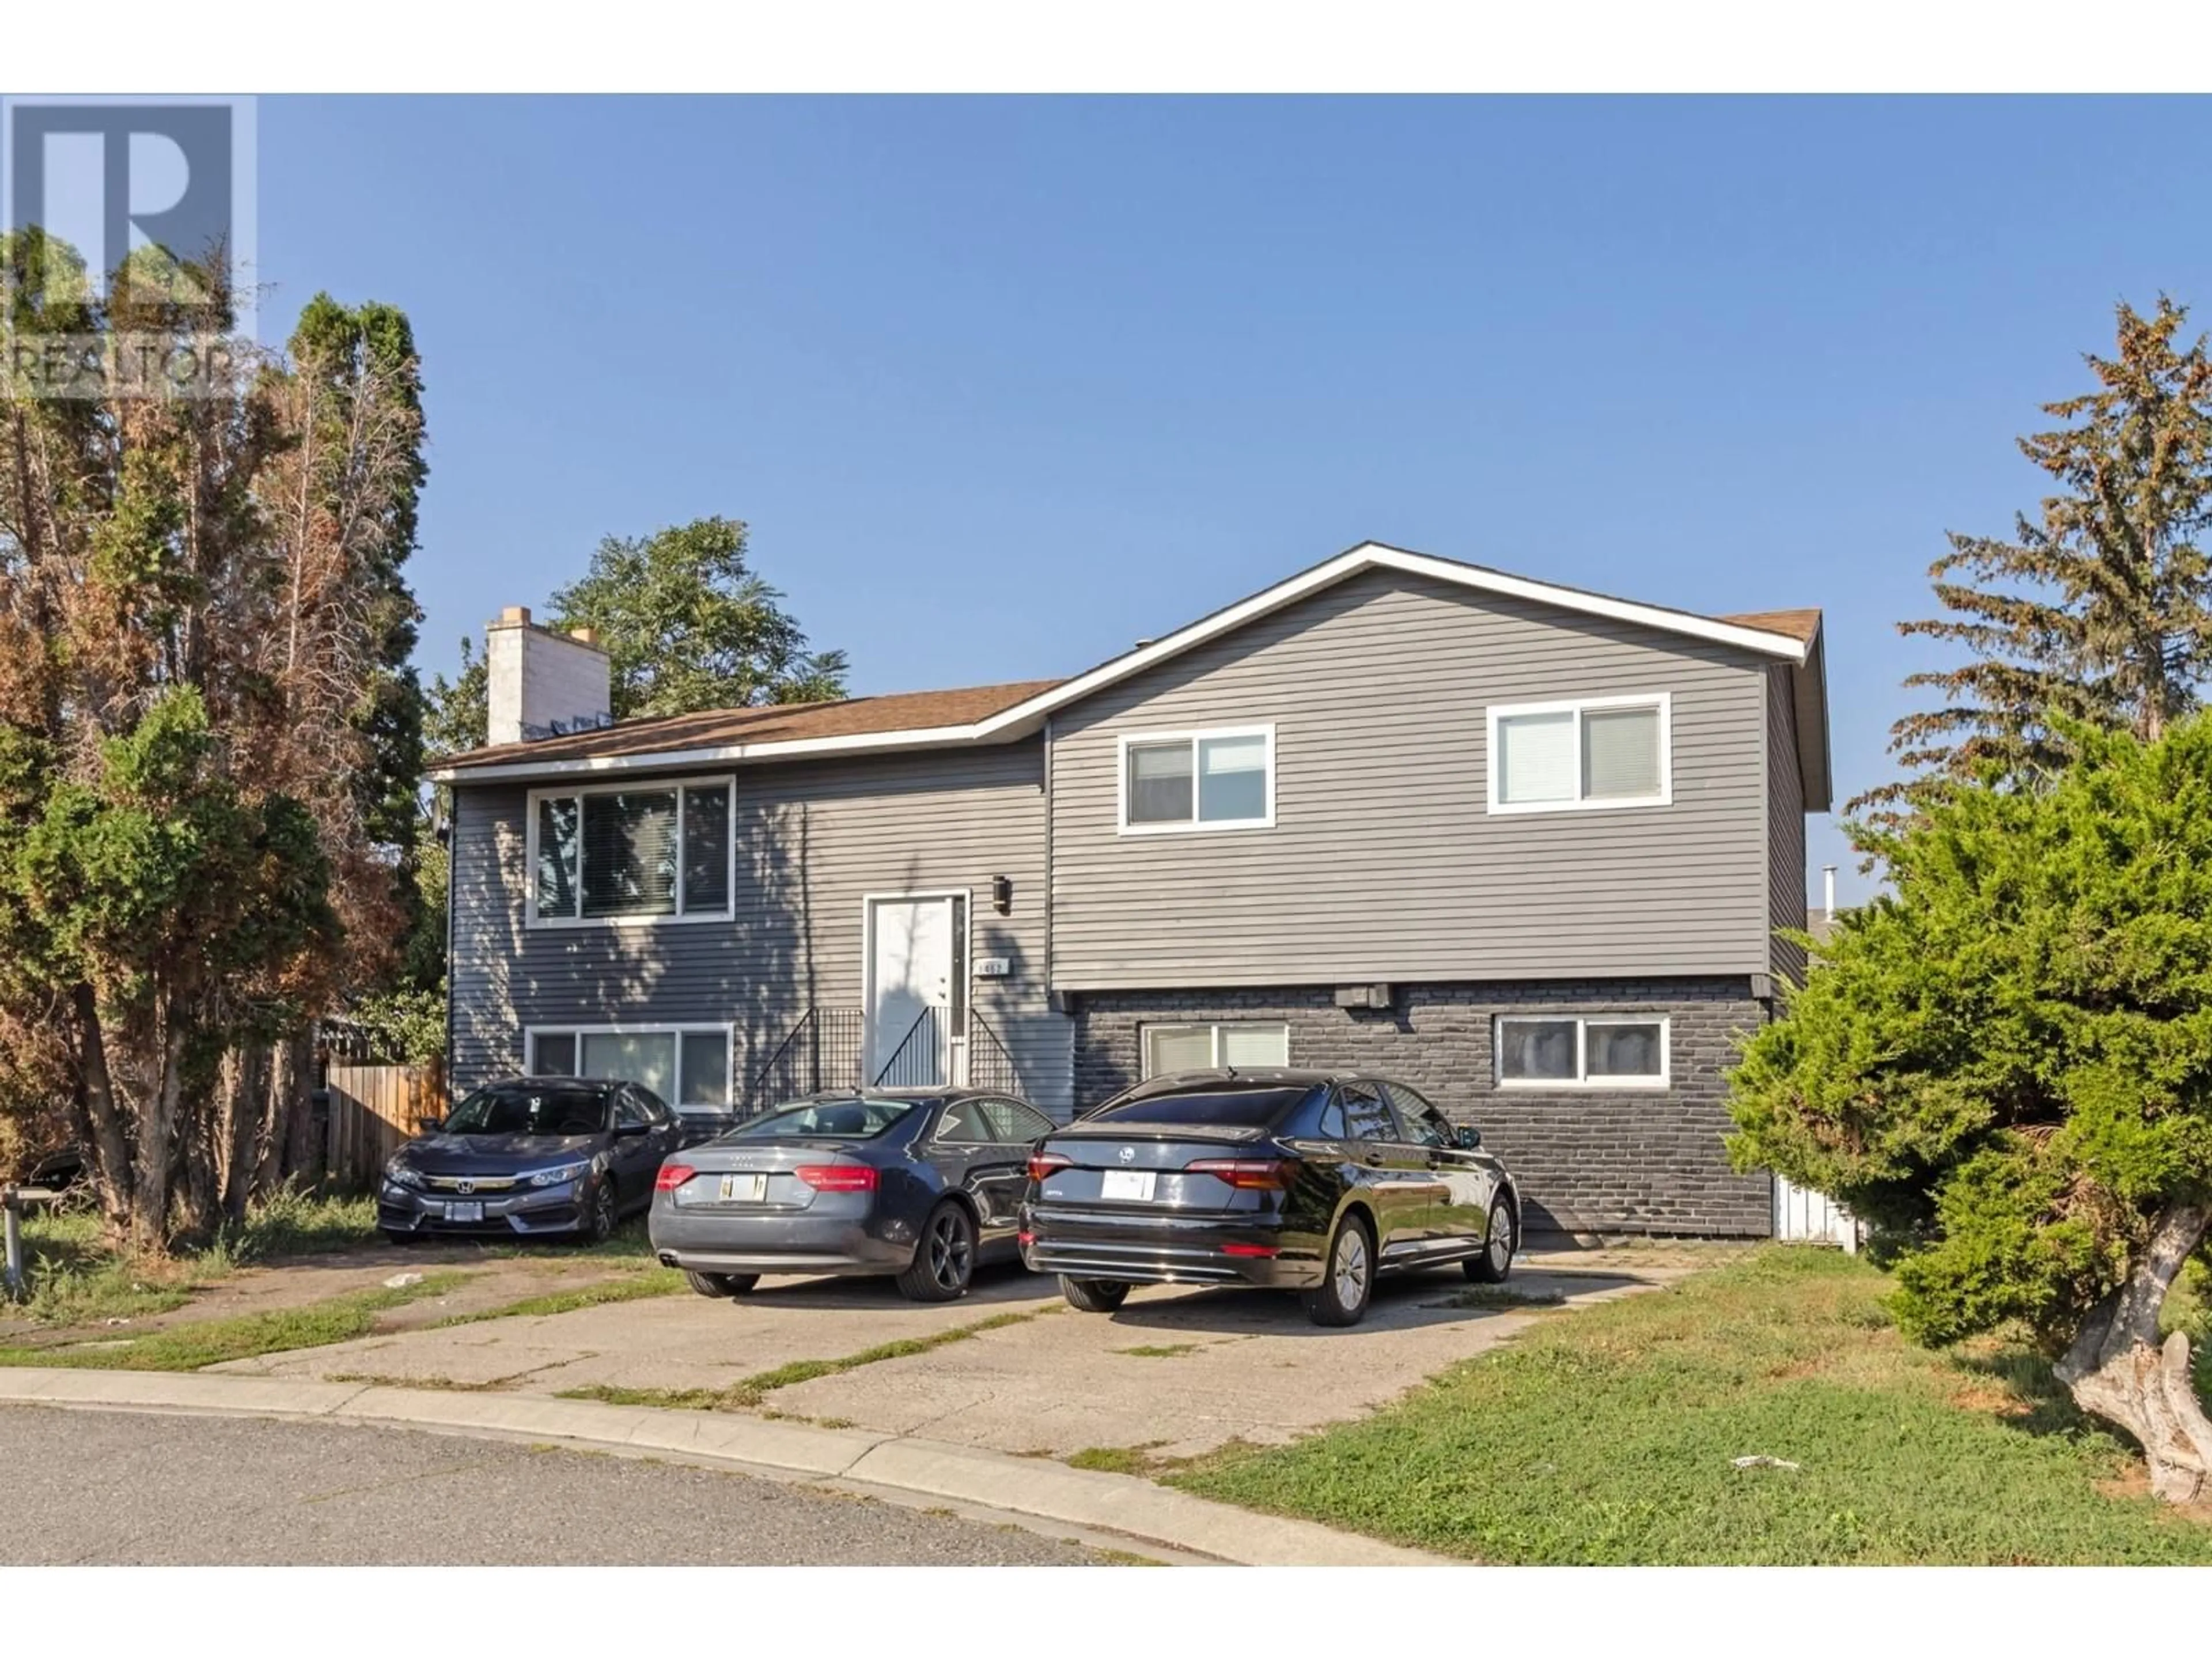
{"left": 1722, "top": 608, "right": 1823, "bottom": 645}
{"left": 430, "top": 540, "right": 1829, "bottom": 807}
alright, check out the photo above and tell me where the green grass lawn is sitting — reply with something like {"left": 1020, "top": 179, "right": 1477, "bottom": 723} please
{"left": 7, "top": 1196, "right": 658, "bottom": 1328}
{"left": 0, "top": 1271, "right": 473, "bottom": 1371}
{"left": 1175, "top": 1247, "right": 2212, "bottom": 1565}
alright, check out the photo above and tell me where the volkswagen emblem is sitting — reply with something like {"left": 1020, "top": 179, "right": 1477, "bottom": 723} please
{"left": 1118, "top": 1146, "right": 1136, "bottom": 1164}
{"left": 456, "top": 1179, "right": 475, "bottom": 1195}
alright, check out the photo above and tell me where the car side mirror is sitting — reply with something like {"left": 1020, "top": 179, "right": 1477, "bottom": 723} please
{"left": 612, "top": 1120, "right": 650, "bottom": 1138}
{"left": 1455, "top": 1125, "right": 1482, "bottom": 1150}
{"left": 414, "top": 1116, "right": 444, "bottom": 1135}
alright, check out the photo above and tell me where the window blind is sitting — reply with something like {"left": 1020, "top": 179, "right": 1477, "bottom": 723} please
{"left": 1198, "top": 733, "right": 1268, "bottom": 821}
{"left": 1582, "top": 706, "right": 1661, "bottom": 800}
{"left": 580, "top": 791, "right": 678, "bottom": 918}
{"left": 1497, "top": 711, "right": 1576, "bottom": 804}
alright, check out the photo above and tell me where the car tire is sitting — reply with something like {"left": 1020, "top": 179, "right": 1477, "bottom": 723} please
{"left": 1302, "top": 1212, "right": 1376, "bottom": 1328}
{"left": 684, "top": 1270, "right": 759, "bottom": 1298}
{"left": 579, "top": 1181, "right": 618, "bottom": 1245}
{"left": 379, "top": 1229, "right": 414, "bottom": 1246}
{"left": 1059, "top": 1277, "right": 1131, "bottom": 1314}
{"left": 1464, "top": 1198, "right": 1517, "bottom": 1283}
{"left": 897, "top": 1202, "right": 977, "bottom": 1302}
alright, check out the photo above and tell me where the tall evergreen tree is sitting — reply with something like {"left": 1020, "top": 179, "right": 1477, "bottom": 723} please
{"left": 0, "top": 234, "right": 427, "bottom": 1244}
{"left": 1860, "top": 298, "right": 2212, "bottom": 817}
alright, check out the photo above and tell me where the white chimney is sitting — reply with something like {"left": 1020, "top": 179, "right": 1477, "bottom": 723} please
{"left": 1823, "top": 864, "right": 1838, "bottom": 922}
{"left": 486, "top": 606, "right": 612, "bottom": 746}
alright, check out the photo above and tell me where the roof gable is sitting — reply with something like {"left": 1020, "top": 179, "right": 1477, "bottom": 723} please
{"left": 431, "top": 542, "right": 1824, "bottom": 790}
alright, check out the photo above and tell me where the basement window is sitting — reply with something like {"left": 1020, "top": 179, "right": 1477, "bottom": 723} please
{"left": 1142, "top": 1022, "right": 1290, "bottom": 1077}
{"left": 530, "top": 1025, "right": 732, "bottom": 1109}
{"left": 529, "top": 777, "right": 733, "bottom": 924}
{"left": 1495, "top": 1015, "right": 1669, "bottom": 1088}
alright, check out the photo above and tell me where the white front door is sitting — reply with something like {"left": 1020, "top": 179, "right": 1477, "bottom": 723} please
{"left": 867, "top": 896, "right": 956, "bottom": 1084}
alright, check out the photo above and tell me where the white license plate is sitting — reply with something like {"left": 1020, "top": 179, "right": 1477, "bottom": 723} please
{"left": 1101, "top": 1169, "right": 1157, "bottom": 1202}
{"left": 443, "top": 1200, "right": 484, "bottom": 1223}
{"left": 719, "top": 1173, "right": 768, "bottom": 1203}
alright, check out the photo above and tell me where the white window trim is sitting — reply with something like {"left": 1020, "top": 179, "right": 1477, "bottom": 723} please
{"left": 1493, "top": 1013, "right": 1671, "bottom": 1090}
{"left": 525, "top": 1021, "right": 735, "bottom": 1111}
{"left": 1486, "top": 693, "right": 1673, "bottom": 815}
{"left": 1140, "top": 1021, "right": 1291, "bottom": 1078}
{"left": 524, "top": 774, "right": 737, "bottom": 929}
{"left": 1115, "top": 724, "right": 1277, "bottom": 836}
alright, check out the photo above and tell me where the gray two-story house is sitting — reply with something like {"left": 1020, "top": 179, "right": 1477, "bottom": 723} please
{"left": 430, "top": 542, "right": 1828, "bottom": 1238}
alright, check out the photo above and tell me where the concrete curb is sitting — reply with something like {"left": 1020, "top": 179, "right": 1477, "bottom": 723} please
{"left": 0, "top": 1367, "right": 1446, "bottom": 1567}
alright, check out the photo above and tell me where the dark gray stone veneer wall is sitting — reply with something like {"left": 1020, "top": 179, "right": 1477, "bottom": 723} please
{"left": 1069, "top": 978, "right": 1774, "bottom": 1238}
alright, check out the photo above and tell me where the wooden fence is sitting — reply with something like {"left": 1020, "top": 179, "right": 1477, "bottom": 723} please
{"left": 321, "top": 1060, "right": 448, "bottom": 1188}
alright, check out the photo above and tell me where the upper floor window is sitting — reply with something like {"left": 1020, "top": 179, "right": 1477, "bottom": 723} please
{"left": 1119, "top": 725, "right": 1274, "bottom": 833}
{"left": 529, "top": 778, "right": 733, "bottom": 925}
{"left": 1488, "top": 694, "right": 1670, "bottom": 813}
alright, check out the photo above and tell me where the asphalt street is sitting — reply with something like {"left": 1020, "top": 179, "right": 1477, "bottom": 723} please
{"left": 0, "top": 1404, "right": 1104, "bottom": 1566}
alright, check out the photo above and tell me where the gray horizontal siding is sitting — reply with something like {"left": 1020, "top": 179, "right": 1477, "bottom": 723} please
{"left": 1767, "top": 664, "right": 1809, "bottom": 986}
{"left": 1048, "top": 567, "right": 1775, "bottom": 989}
{"left": 449, "top": 741, "right": 1071, "bottom": 1112}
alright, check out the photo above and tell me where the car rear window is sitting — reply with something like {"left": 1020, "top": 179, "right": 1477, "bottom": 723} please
{"left": 1082, "top": 1087, "right": 1313, "bottom": 1130}
{"left": 733, "top": 1098, "right": 922, "bottom": 1139}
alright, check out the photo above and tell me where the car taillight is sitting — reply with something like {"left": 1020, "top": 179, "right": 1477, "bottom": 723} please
{"left": 655, "top": 1164, "right": 696, "bottom": 1192}
{"left": 1185, "top": 1158, "right": 1297, "bottom": 1190}
{"left": 1027, "top": 1152, "right": 1073, "bottom": 1182}
{"left": 796, "top": 1164, "right": 878, "bottom": 1192}
{"left": 1221, "top": 1243, "right": 1281, "bottom": 1258}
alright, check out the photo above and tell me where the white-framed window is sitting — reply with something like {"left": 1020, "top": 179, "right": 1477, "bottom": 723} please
{"left": 1116, "top": 725, "right": 1275, "bottom": 833}
{"left": 1141, "top": 1021, "right": 1290, "bottom": 1077}
{"left": 1494, "top": 1014, "right": 1669, "bottom": 1089}
{"left": 528, "top": 1024, "right": 733, "bottom": 1110}
{"left": 1487, "top": 694, "right": 1671, "bottom": 813}
{"left": 527, "top": 775, "right": 734, "bottom": 926}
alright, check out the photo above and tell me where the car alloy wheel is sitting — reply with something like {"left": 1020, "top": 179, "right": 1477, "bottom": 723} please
{"left": 585, "top": 1183, "right": 616, "bottom": 1244}
{"left": 897, "top": 1202, "right": 976, "bottom": 1302}
{"left": 1334, "top": 1225, "right": 1370, "bottom": 1305}
{"left": 926, "top": 1207, "right": 974, "bottom": 1290}
{"left": 1303, "top": 1213, "right": 1374, "bottom": 1327}
{"left": 1465, "top": 1198, "right": 1517, "bottom": 1283}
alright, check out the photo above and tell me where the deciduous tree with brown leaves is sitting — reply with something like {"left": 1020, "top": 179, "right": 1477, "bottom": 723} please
{"left": 0, "top": 231, "right": 428, "bottom": 1246}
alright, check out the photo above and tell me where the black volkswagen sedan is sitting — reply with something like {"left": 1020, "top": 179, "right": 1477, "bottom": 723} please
{"left": 378, "top": 1077, "right": 683, "bottom": 1243}
{"left": 650, "top": 1089, "right": 1059, "bottom": 1302}
{"left": 1020, "top": 1069, "right": 1520, "bottom": 1327}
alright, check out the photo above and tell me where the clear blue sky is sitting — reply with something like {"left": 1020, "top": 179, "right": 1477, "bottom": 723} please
{"left": 255, "top": 96, "right": 2212, "bottom": 904}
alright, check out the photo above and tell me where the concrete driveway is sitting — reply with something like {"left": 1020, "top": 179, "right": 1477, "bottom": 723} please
{"left": 214, "top": 1249, "right": 1702, "bottom": 1461}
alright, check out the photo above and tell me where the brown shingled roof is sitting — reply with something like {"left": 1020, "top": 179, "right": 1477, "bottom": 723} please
{"left": 437, "top": 678, "right": 1063, "bottom": 771}
{"left": 1721, "top": 608, "right": 1823, "bottom": 645}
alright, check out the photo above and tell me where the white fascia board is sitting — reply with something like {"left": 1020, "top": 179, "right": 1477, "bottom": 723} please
{"left": 428, "top": 718, "right": 1031, "bottom": 785}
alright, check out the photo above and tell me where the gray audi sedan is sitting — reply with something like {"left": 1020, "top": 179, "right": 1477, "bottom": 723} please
{"left": 649, "top": 1089, "right": 1058, "bottom": 1302}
